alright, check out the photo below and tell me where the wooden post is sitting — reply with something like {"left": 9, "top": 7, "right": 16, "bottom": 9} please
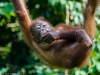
{"left": 65, "top": 4, "right": 69, "bottom": 75}
{"left": 65, "top": 70, "right": 69, "bottom": 75}
{"left": 65, "top": 5, "right": 69, "bottom": 25}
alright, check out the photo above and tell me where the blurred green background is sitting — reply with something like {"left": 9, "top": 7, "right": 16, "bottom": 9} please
{"left": 0, "top": 0, "right": 100, "bottom": 75}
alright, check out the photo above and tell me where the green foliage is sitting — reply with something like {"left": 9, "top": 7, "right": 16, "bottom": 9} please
{"left": 0, "top": 0, "right": 100, "bottom": 75}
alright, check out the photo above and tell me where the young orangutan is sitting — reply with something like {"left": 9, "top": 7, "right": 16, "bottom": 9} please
{"left": 11, "top": 0, "right": 99, "bottom": 69}
{"left": 30, "top": 17, "right": 92, "bottom": 69}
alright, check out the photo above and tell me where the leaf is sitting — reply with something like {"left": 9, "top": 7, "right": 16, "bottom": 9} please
{"left": 48, "top": 0, "right": 60, "bottom": 7}
{"left": 96, "top": 62, "right": 100, "bottom": 72}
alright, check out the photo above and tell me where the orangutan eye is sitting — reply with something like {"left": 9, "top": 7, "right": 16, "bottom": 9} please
{"left": 36, "top": 26, "right": 40, "bottom": 30}
{"left": 42, "top": 23, "right": 46, "bottom": 27}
